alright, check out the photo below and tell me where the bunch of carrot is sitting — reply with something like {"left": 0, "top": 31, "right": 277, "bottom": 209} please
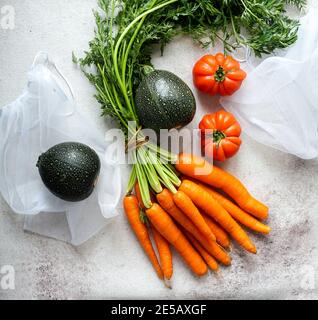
{"left": 123, "top": 153, "right": 270, "bottom": 284}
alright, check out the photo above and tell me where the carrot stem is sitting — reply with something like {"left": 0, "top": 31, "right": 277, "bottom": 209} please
{"left": 126, "top": 165, "right": 137, "bottom": 194}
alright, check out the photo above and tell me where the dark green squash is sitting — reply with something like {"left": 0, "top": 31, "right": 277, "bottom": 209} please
{"left": 36, "top": 142, "right": 101, "bottom": 202}
{"left": 135, "top": 70, "right": 196, "bottom": 132}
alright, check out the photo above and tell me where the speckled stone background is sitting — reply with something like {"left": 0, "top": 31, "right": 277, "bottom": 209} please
{"left": 1, "top": 0, "right": 318, "bottom": 300}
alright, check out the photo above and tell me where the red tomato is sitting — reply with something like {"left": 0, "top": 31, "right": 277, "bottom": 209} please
{"left": 193, "top": 53, "right": 247, "bottom": 96}
{"left": 199, "top": 110, "right": 242, "bottom": 162}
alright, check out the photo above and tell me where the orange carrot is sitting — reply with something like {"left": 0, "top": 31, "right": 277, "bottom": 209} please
{"left": 180, "top": 176, "right": 270, "bottom": 234}
{"left": 151, "top": 226, "right": 173, "bottom": 280}
{"left": 173, "top": 191, "right": 215, "bottom": 243}
{"left": 201, "top": 213, "right": 231, "bottom": 248}
{"left": 123, "top": 196, "right": 163, "bottom": 279}
{"left": 146, "top": 203, "right": 208, "bottom": 276}
{"left": 185, "top": 231, "right": 218, "bottom": 271}
{"left": 156, "top": 189, "right": 231, "bottom": 266}
{"left": 176, "top": 153, "right": 268, "bottom": 220}
{"left": 135, "top": 185, "right": 174, "bottom": 281}
{"left": 179, "top": 180, "right": 257, "bottom": 254}
{"left": 199, "top": 184, "right": 271, "bottom": 234}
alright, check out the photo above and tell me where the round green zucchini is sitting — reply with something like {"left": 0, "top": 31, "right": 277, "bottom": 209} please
{"left": 135, "top": 70, "right": 196, "bottom": 132}
{"left": 36, "top": 142, "right": 101, "bottom": 202}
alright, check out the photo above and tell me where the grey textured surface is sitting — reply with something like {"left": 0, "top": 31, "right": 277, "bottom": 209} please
{"left": 1, "top": 0, "right": 318, "bottom": 300}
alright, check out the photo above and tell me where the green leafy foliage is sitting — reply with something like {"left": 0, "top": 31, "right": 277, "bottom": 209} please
{"left": 164, "top": 0, "right": 306, "bottom": 56}
{"left": 77, "top": 0, "right": 305, "bottom": 129}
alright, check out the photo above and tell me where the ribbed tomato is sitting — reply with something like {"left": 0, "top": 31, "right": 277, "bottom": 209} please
{"left": 193, "top": 53, "right": 246, "bottom": 96}
{"left": 199, "top": 110, "right": 242, "bottom": 162}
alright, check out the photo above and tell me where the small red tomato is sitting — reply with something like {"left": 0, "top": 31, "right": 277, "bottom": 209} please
{"left": 199, "top": 110, "right": 242, "bottom": 162}
{"left": 193, "top": 53, "right": 246, "bottom": 96}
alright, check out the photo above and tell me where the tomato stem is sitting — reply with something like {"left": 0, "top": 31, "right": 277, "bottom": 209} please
{"left": 212, "top": 130, "right": 226, "bottom": 144}
{"left": 214, "top": 66, "right": 226, "bottom": 82}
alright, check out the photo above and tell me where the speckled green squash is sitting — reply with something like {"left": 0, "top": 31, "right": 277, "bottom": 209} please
{"left": 135, "top": 70, "right": 196, "bottom": 132}
{"left": 36, "top": 142, "right": 101, "bottom": 202}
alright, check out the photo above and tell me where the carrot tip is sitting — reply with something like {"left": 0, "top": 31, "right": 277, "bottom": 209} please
{"left": 164, "top": 279, "right": 172, "bottom": 289}
{"left": 208, "top": 265, "right": 219, "bottom": 273}
{"left": 214, "top": 270, "right": 224, "bottom": 280}
{"left": 250, "top": 246, "right": 257, "bottom": 254}
{"left": 223, "top": 259, "right": 232, "bottom": 266}
{"left": 214, "top": 268, "right": 220, "bottom": 274}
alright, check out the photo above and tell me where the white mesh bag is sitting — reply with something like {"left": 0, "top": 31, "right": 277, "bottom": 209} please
{"left": 0, "top": 52, "right": 122, "bottom": 245}
{"left": 221, "top": 7, "right": 318, "bottom": 159}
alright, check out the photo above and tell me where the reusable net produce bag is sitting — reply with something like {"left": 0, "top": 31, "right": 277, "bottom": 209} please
{"left": 0, "top": 52, "right": 122, "bottom": 245}
{"left": 220, "top": 7, "right": 318, "bottom": 159}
